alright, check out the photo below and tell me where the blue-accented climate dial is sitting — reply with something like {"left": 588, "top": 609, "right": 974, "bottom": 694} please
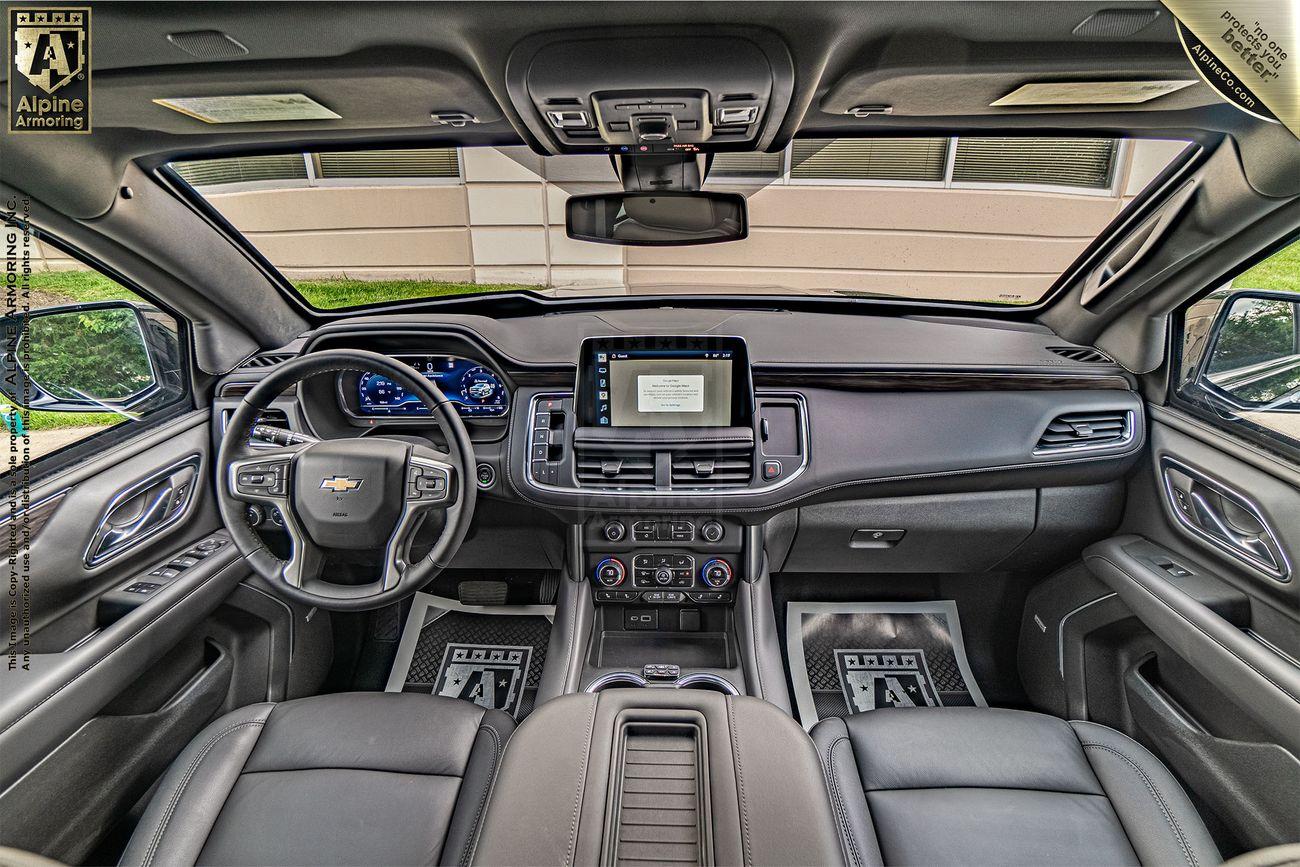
{"left": 356, "top": 356, "right": 508, "bottom": 418}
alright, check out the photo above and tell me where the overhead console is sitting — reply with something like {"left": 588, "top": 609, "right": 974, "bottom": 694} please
{"left": 503, "top": 29, "right": 795, "bottom": 155}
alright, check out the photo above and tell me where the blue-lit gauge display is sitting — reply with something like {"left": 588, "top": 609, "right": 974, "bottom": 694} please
{"left": 356, "top": 356, "right": 508, "bottom": 418}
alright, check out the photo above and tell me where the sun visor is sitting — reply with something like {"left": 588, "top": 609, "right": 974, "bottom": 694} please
{"left": 86, "top": 47, "right": 504, "bottom": 135}
{"left": 819, "top": 40, "right": 1218, "bottom": 117}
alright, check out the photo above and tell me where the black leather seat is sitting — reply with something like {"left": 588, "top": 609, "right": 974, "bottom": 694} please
{"left": 811, "top": 707, "right": 1220, "bottom": 867}
{"left": 119, "top": 693, "right": 513, "bottom": 867}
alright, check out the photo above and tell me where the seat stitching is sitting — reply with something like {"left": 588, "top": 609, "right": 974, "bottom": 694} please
{"left": 822, "top": 735, "right": 862, "bottom": 867}
{"left": 727, "top": 697, "right": 754, "bottom": 867}
{"left": 1088, "top": 554, "right": 1300, "bottom": 705}
{"left": 1080, "top": 740, "right": 1197, "bottom": 867}
{"left": 564, "top": 698, "right": 598, "bottom": 865}
{"left": 142, "top": 719, "right": 267, "bottom": 867}
{"left": 459, "top": 722, "right": 502, "bottom": 867}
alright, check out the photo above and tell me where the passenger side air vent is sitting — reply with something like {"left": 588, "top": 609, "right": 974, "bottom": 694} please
{"left": 670, "top": 446, "right": 754, "bottom": 489}
{"left": 1036, "top": 411, "right": 1131, "bottom": 453}
{"left": 1048, "top": 345, "right": 1112, "bottom": 364}
{"left": 237, "top": 352, "right": 295, "bottom": 369}
{"left": 574, "top": 447, "right": 655, "bottom": 490}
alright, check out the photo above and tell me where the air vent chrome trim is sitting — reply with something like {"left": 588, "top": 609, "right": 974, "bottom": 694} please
{"left": 524, "top": 391, "right": 808, "bottom": 497}
{"left": 1033, "top": 409, "right": 1136, "bottom": 455}
{"left": 237, "top": 352, "right": 296, "bottom": 369}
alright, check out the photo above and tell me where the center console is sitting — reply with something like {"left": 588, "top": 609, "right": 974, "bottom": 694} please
{"left": 473, "top": 690, "right": 843, "bottom": 866}
{"left": 521, "top": 335, "right": 805, "bottom": 707}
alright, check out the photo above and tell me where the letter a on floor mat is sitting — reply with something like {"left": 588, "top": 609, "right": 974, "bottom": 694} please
{"left": 786, "top": 600, "right": 987, "bottom": 729}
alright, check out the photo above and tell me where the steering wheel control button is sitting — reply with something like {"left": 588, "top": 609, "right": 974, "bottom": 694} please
{"left": 235, "top": 459, "right": 289, "bottom": 496}
{"left": 245, "top": 504, "right": 265, "bottom": 527}
{"left": 602, "top": 520, "right": 627, "bottom": 542}
{"left": 595, "top": 557, "right": 626, "bottom": 587}
{"left": 406, "top": 463, "right": 450, "bottom": 502}
{"left": 701, "top": 558, "right": 734, "bottom": 588}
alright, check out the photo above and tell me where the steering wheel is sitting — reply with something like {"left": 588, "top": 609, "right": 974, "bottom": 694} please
{"left": 216, "top": 349, "right": 477, "bottom": 611}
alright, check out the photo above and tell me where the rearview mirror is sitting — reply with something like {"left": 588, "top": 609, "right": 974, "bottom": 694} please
{"left": 1, "top": 301, "right": 170, "bottom": 413}
{"left": 566, "top": 191, "right": 747, "bottom": 246}
{"left": 1199, "top": 290, "right": 1300, "bottom": 412}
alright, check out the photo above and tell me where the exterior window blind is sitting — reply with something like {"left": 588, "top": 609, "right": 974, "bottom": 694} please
{"left": 709, "top": 151, "right": 783, "bottom": 179}
{"left": 952, "top": 138, "right": 1117, "bottom": 189}
{"left": 314, "top": 148, "right": 460, "bottom": 179}
{"left": 172, "top": 155, "right": 308, "bottom": 187}
{"left": 790, "top": 138, "right": 949, "bottom": 181}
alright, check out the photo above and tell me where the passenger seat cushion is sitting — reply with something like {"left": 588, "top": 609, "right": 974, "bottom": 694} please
{"left": 118, "top": 693, "right": 514, "bottom": 867}
{"left": 810, "top": 707, "right": 1220, "bottom": 867}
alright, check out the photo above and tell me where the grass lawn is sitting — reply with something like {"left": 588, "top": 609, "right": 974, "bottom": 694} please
{"left": 1235, "top": 239, "right": 1300, "bottom": 294}
{"left": 291, "top": 278, "right": 543, "bottom": 309}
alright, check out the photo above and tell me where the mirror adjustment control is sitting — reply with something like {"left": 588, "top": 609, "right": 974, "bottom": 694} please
{"left": 701, "top": 558, "right": 733, "bottom": 588}
{"left": 595, "top": 557, "right": 626, "bottom": 587}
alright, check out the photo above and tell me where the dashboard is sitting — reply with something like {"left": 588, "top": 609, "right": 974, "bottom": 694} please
{"left": 340, "top": 354, "right": 509, "bottom": 419}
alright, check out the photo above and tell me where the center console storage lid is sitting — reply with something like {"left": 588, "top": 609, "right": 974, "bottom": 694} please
{"left": 472, "top": 690, "right": 843, "bottom": 866}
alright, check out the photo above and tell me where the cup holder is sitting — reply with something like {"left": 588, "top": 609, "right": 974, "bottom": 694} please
{"left": 584, "top": 671, "right": 740, "bottom": 695}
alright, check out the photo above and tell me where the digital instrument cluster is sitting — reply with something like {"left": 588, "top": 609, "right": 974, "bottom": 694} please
{"left": 354, "top": 355, "right": 509, "bottom": 418}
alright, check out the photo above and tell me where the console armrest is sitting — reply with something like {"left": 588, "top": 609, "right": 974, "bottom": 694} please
{"left": 473, "top": 690, "right": 843, "bottom": 866}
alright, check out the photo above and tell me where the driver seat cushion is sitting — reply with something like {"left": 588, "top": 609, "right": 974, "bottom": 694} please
{"left": 118, "top": 692, "right": 514, "bottom": 867}
{"left": 810, "top": 707, "right": 1221, "bottom": 867}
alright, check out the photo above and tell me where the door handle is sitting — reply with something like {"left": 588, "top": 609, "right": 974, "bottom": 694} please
{"left": 1187, "top": 489, "right": 1281, "bottom": 572}
{"left": 1160, "top": 457, "right": 1290, "bottom": 580}
{"left": 85, "top": 457, "right": 201, "bottom": 566}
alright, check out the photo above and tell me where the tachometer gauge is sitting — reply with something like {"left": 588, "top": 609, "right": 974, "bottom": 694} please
{"left": 458, "top": 366, "right": 506, "bottom": 412}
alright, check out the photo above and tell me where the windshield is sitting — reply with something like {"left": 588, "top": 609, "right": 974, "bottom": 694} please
{"left": 169, "top": 136, "right": 1190, "bottom": 310}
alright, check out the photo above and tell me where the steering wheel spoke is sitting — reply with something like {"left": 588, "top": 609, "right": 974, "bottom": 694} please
{"left": 381, "top": 451, "right": 457, "bottom": 590}
{"left": 227, "top": 449, "right": 322, "bottom": 588}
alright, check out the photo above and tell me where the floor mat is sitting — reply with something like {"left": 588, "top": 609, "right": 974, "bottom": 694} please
{"left": 386, "top": 592, "right": 554, "bottom": 720}
{"left": 785, "top": 600, "right": 987, "bottom": 729}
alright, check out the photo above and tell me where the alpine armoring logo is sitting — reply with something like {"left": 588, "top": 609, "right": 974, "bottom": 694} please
{"left": 8, "top": 7, "right": 91, "bottom": 134}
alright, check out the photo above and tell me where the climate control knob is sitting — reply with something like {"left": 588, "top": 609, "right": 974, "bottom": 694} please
{"left": 654, "top": 567, "right": 673, "bottom": 586}
{"left": 595, "top": 558, "right": 626, "bottom": 587}
{"left": 700, "top": 559, "right": 733, "bottom": 588}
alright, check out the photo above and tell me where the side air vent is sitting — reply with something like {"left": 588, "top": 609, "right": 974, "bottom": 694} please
{"left": 237, "top": 352, "right": 295, "bottom": 369}
{"left": 670, "top": 447, "right": 754, "bottom": 489}
{"left": 575, "top": 448, "right": 655, "bottom": 490}
{"left": 1048, "top": 345, "right": 1113, "bottom": 364}
{"left": 1036, "top": 410, "right": 1132, "bottom": 453}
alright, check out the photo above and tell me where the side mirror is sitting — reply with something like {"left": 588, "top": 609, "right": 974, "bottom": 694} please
{"left": 566, "top": 191, "right": 747, "bottom": 246}
{"left": 0, "top": 301, "right": 176, "bottom": 413}
{"left": 1198, "top": 290, "right": 1300, "bottom": 412}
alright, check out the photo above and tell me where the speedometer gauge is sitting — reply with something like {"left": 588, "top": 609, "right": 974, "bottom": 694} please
{"left": 354, "top": 356, "right": 509, "bottom": 418}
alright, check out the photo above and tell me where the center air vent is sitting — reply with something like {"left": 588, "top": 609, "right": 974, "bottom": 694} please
{"left": 670, "top": 446, "right": 754, "bottom": 489}
{"left": 1047, "top": 346, "right": 1112, "bottom": 364}
{"left": 237, "top": 352, "right": 296, "bottom": 369}
{"left": 575, "top": 448, "right": 655, "bottom": 490}
{"left": 1036, "top": 410, "right": 1132, "bottom": 453}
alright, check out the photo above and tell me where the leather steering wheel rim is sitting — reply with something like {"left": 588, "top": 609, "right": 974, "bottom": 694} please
{"left": 216, "top": 348, "right": 477, "bottom": 611}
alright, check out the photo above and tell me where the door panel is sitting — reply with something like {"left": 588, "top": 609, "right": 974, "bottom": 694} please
{"left": 1080, "top": 409, "right": 1300, "bottom": 850}
{"left": 0, "top": 411, "right": 250, "bottom": 861}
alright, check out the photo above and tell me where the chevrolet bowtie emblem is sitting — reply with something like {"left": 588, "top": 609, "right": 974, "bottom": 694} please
{"left": 320, "top": 475, "right": 363, "bottom": 493}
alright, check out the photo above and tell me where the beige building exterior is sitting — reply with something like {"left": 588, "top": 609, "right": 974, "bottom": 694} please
{"left": 34, "top": 140, "right": 1188, "bottom": 304}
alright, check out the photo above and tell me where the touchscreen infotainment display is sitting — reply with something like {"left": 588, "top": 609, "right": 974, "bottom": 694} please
{"left": 578, "top": 337, "right": 750, "bottom": 428}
